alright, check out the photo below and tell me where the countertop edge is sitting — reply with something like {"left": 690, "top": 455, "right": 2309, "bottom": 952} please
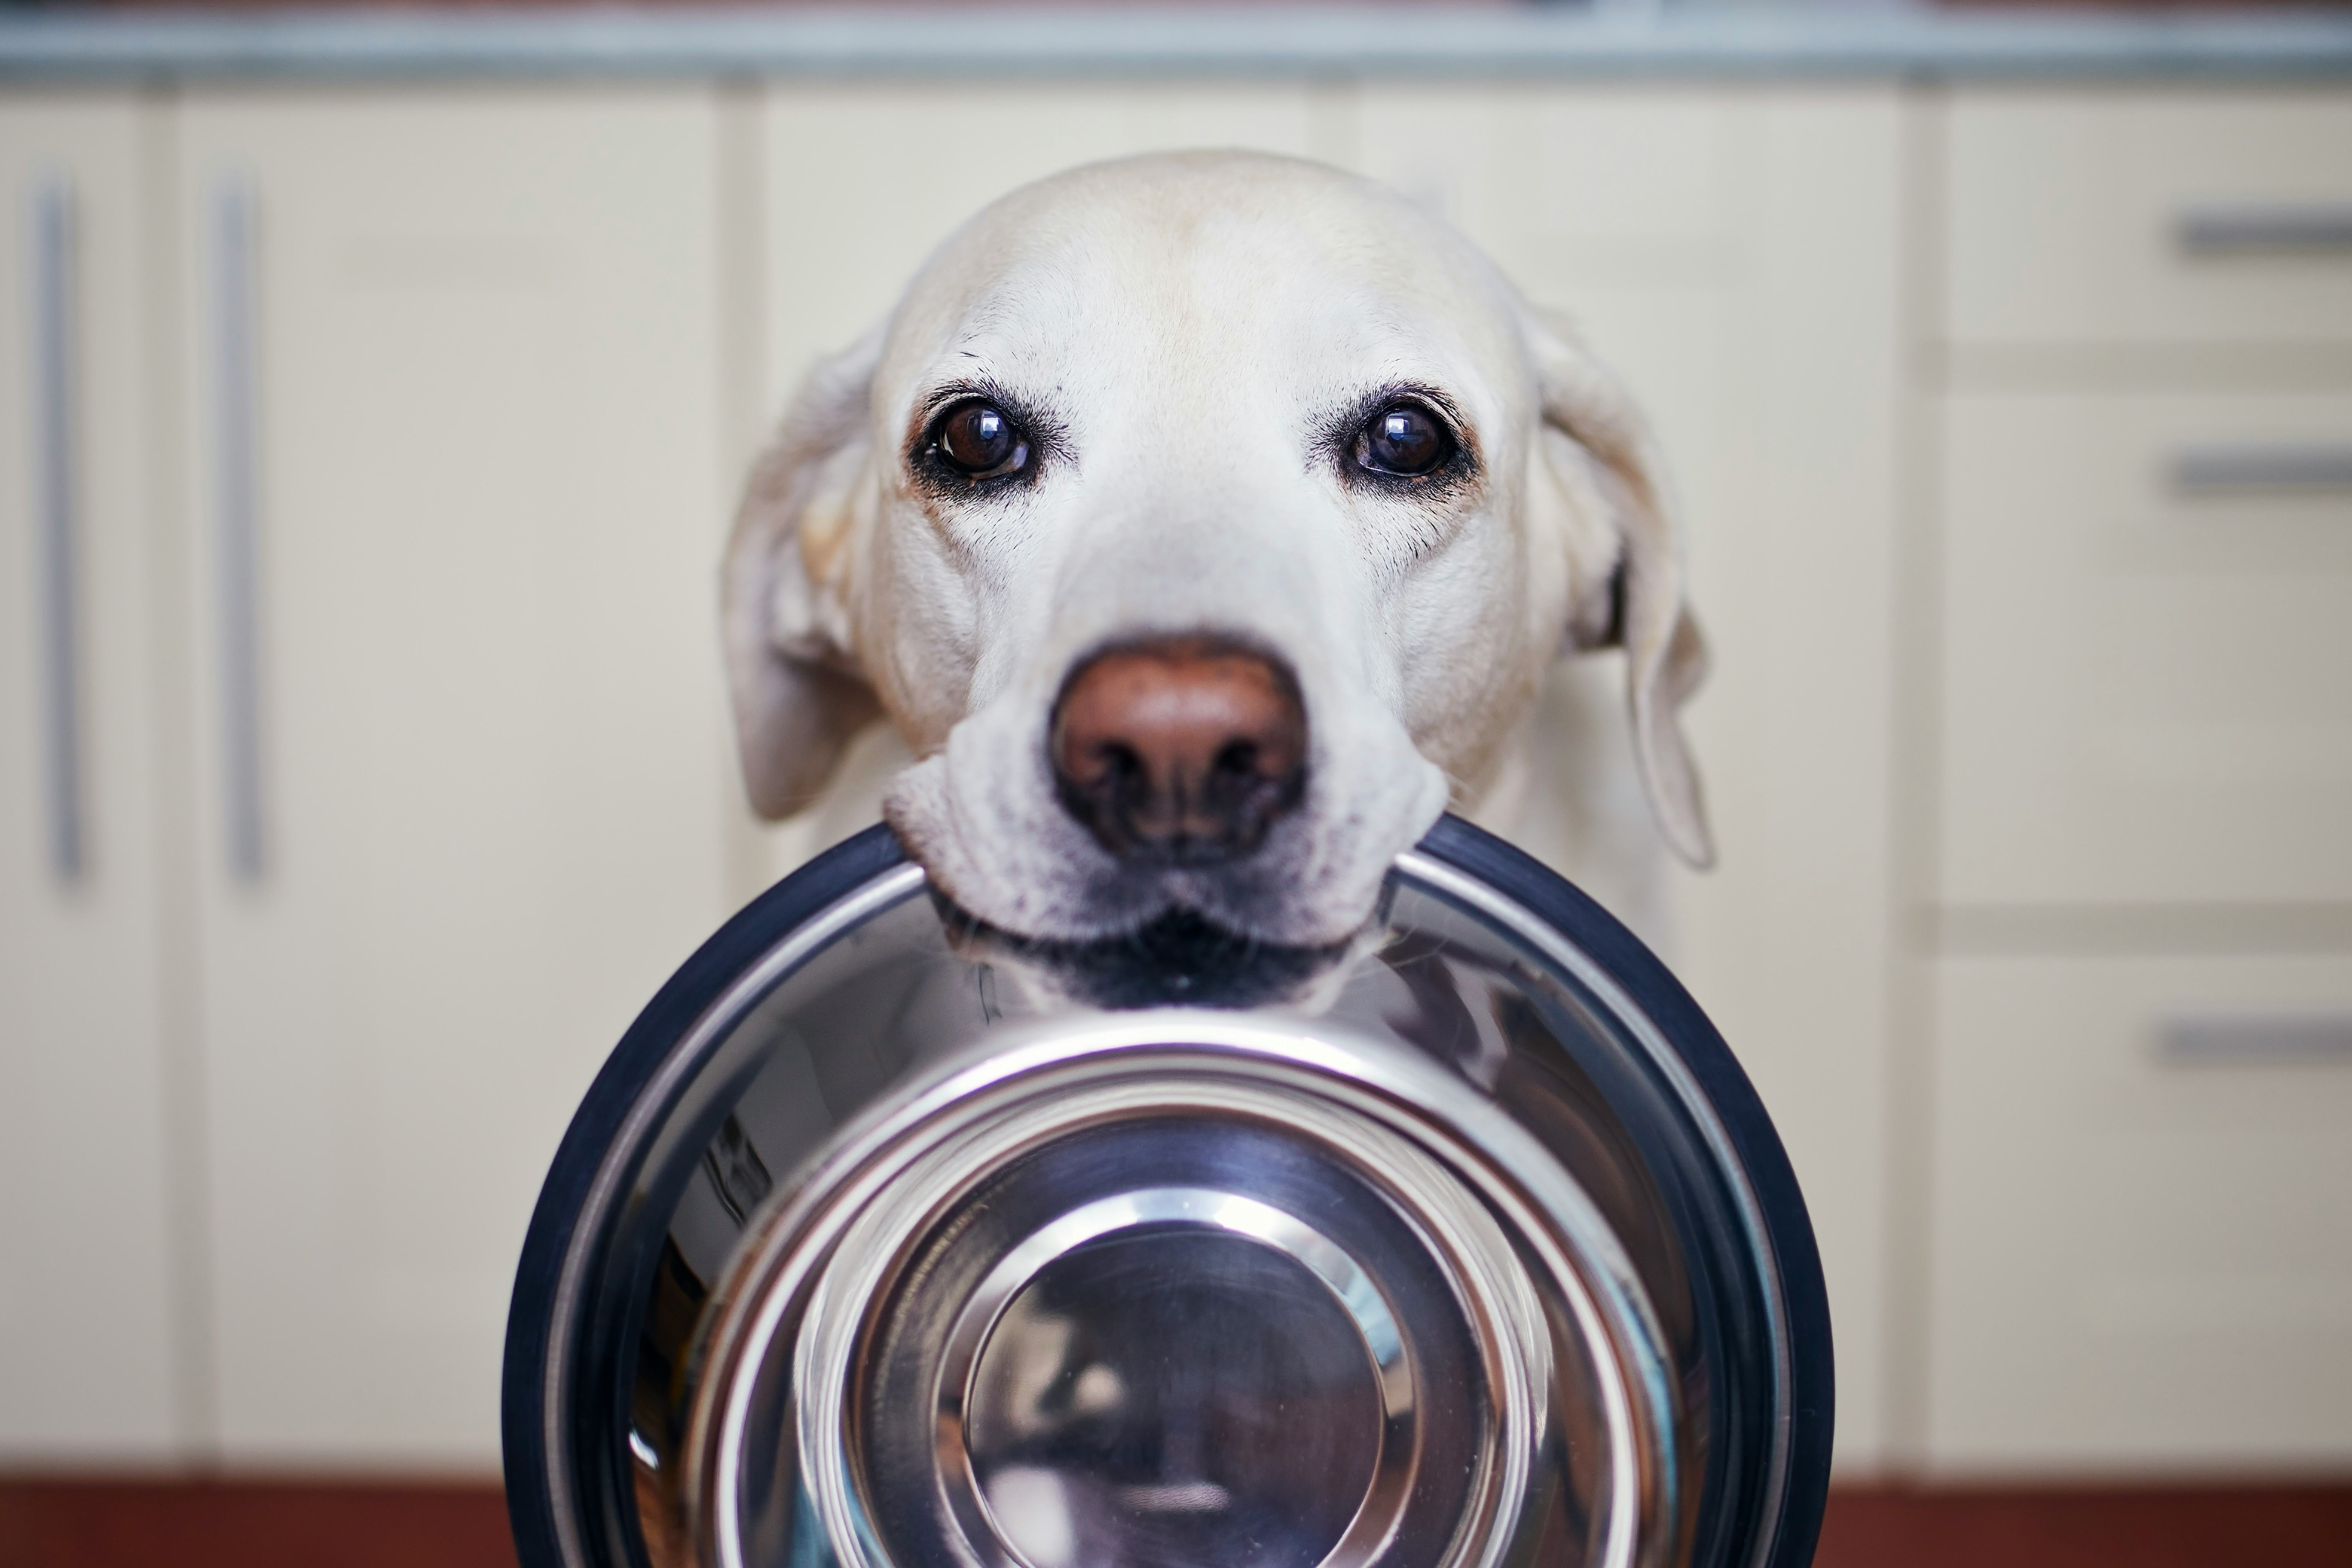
{"left": 5, "top": 6, "right": 2352, "bottom": 83}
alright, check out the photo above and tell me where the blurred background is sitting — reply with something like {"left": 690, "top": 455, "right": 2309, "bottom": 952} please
{"left": 2, "top": 1, "right": 2350, "bottom": 1563}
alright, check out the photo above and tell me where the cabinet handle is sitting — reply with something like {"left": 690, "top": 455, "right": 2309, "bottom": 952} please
{"left": 212, "top": 177, "right": 265, "bottom": 884}
{"left": 2170, "top": 443, "right": 2352, "bottom": 494}
{"left": 2156, "top": 1015, "right": 2352, "bottom": 1066}
{"left": 29, "top": 176, "right": 83, "bottom": 882}
{"left": 2174, "top": 204, "right": 2352, "bottom": 256}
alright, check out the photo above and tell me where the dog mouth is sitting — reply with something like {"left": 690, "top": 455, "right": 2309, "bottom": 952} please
{"left": 936, "top": 893, "right": 1355, "bottom": 1010}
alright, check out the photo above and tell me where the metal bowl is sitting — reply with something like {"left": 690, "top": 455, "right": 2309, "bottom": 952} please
{"left": 503, "top": 817, "right": 1832, "bottom": 1568}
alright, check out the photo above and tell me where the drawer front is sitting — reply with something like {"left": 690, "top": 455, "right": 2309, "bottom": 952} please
{"left": 1929, "top": 953, "right": 2352, "bottom": 1471}
{"left": 1946, "top": 89, "right": 2352, "bottom": 349}
{"left": 1939, "top": 389, "right": 2352, "bottom": 906}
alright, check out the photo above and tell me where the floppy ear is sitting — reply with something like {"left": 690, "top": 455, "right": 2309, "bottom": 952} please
{"left": 722, "top": 326, "right": 887, "bottom": 819}
{"left": 1524, "top": 307, "right": 1715, "bottom": 869}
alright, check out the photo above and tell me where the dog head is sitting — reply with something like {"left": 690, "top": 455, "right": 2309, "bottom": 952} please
{"left": 724, "top": 151, "right": 1708, "bottom": 948}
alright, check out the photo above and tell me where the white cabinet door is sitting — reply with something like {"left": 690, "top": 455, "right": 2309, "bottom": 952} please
{"left": 1928, "top": 952, "right": 2352, "bottom": 1472}
{"left": 1354, "top": 84, "right": 1906, "bottom": 1472}
{"left": 173, "top": 88, "right": 734, "bottom": 1467}
{"left": 0, "top": 94, "right": 184, "bottom": 1463}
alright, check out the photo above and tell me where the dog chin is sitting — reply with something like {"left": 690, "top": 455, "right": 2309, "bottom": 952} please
{"left": 881, "top": 736, "right": 1449, "bottom": 952}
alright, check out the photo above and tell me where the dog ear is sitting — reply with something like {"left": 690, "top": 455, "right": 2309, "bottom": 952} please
{"left": 722, "top": 326, "right": 887, "bottom": 820}
{"left": 1524, "top": 307, "right": 1715, "bottom": 869}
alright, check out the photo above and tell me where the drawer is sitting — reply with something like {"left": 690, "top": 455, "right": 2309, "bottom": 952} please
{"left": 1928, "top": 952, "right": 2352, "bottom": 1471}
{"left": 1946, "top": 89, "right": 2352, "bottom": 350}
{"left": 1939, "top": 389, "right": 2352, "bottom": 907}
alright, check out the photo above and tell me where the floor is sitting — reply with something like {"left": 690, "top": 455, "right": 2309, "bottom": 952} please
{"left": 2, "top": 1478, "right": 2350, "bottom": 1566}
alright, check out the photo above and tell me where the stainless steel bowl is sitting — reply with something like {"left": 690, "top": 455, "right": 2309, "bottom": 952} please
{"left": 504, "top": 817, "right": 1832, "bottom": 1568}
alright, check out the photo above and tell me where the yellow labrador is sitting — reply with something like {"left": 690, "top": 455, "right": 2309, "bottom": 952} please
{"left": 724, "top": 151, "right": 1709, "bottom": 951}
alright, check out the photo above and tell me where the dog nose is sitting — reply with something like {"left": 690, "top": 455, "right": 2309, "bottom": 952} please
{"left": 1051, "top": 637, "right": 1308, "bottom": 864}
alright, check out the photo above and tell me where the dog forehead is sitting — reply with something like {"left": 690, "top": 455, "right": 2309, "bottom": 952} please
{"left": 877, "top": 152, "right": 1524, "bottom": 413}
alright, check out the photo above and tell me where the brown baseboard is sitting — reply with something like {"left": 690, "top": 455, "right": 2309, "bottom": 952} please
{"left": 0, "top": 1477, "right": 514, "bottom": 1568}
{"left": 1815, "top": 1482, "right": 2352, "bottom": 1568}
{"left": 5, "top": 1476, "right": 2350, "bottom": 1568}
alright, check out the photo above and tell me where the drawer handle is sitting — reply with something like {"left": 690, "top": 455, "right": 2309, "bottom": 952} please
{"left": 212, "top": 175, "right": 266, "bottom": 884}
{"left": 2170, "top": 443, "right": 2352, "bottom": 494}
{"left": 29, "top": 175, "right": 84, "bottom": 882}
{"left": 2174, "top": 204, "right": 2352, "bottom": 256}
{"left": 2156, "top": 1015, "right": 2352, "bottom": 1066}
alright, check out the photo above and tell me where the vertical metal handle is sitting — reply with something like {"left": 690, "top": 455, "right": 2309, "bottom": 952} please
{"left": 212, "top": 176, "right": 265, "bottom": 884}
{"left": 30, "top": 175, "right": 84, "bottom": 882}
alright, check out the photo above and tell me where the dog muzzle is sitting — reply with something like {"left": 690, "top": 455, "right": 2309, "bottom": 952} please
{"left": 502, "top": 816, "right": 1832, "bottom": 1568}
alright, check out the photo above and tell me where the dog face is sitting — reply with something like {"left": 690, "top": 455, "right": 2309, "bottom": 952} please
{"left": 725, "top": 151, "right": 1709, "bottom": 948}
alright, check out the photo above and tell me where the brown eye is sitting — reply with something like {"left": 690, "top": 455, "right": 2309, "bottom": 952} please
{"left": 1356, "top": 402, "right": 1453, "bottom": 477}
{"left": 933, "top": 399, "right": 1030, "bottom": 479}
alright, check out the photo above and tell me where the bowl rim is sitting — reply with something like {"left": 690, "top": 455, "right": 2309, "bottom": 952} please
{"left": 500, "top": 814, "right": 1835, "bottom": 1568}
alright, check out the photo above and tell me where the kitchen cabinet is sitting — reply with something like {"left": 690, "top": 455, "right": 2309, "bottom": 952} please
{"left": 1352, "top": 83, "right": 1907, "bottom": 1469}
{"left": 0, "top": 92, "right": 183, "bottom": 1463}
{"left": 2, "top": 69, "right": 2346, "bottom": 1482}
{"left": 1922, "top": 86, "right": 2352, "bottom": 1472}
{"left": 169, "top": 88, "right": 735, "bottom": 1466}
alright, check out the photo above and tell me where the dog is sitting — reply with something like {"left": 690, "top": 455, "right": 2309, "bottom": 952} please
{"left": 722, "top": 150, "right": 1710, "bottom": 958}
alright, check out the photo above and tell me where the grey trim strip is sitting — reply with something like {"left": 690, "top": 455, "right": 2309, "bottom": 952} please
{"left": 2157, "top": 1014, "right": 2352, "bottom": 1065}
{"left": 212, "top": 175, "right": 265, "bottom": 885}
{"left": 29, "top": 175, "right": 83, "bottom": 884}
{"left": 3, "top": 8, "right": 2352, "bottom": 83}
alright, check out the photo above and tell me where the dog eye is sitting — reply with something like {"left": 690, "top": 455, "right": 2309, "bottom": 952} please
{"left": 1354, "top": 402, "right": 1453, "bottom": 478}
{"left": 931, "top": 399, "right": 1031, "bottom": 480}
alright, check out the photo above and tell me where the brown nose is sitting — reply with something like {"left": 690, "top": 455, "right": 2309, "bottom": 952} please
{"left": 1050, "top": 636, "right": 1308, "bottom": 865}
